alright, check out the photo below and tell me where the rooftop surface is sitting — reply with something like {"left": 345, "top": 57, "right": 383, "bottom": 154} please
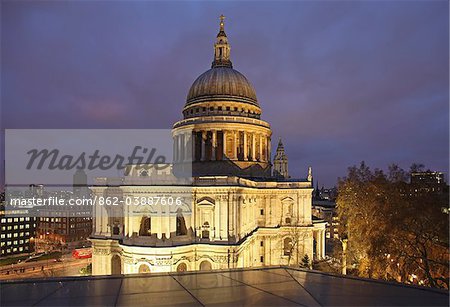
{"left": 1, "top": 267, "right": 448, "bottom": 306}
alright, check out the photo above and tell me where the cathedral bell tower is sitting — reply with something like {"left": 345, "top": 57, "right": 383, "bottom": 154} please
{"left": 273, "top": 138, "right": 289, "bottom": 179}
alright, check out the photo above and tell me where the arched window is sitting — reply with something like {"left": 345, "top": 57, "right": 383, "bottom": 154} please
{"left": 176, "top": 213, "right": 187, "bottom": 236}
{"left": 177, "top": 262, "right": 187, "bottom": 272}
{"left": 111, "top": 255, "right": 121, "bottom": 275}
{"left": 285, "top": 217, "right": 291, "bottom": 225}
{"left": 199, "top": 260, "right": 212, "bottom": 271}
{"left": 284, "top": 237, "right": 293, "bottom": 256}
{"left": 139, "top": 217, "right": 151, "bottom": 236}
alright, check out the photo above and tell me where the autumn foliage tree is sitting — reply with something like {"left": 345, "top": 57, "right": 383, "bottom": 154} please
{"left": 337, "top": 162, "right": 449, "bottom": 289}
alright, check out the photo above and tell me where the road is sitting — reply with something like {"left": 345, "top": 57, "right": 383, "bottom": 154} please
{"left": 0, "top": 254, "right": 91, "bottom": 281}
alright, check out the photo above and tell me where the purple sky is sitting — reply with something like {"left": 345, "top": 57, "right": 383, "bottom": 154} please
{"left": 2, "top": 1, "right": 449, "bottom": 187}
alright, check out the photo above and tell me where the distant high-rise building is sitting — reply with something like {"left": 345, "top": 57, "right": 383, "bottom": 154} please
{"left": 410, "top": 171, "right": 446, "bottom": 196}
{"left": 0, "top": 203, "right": 37, "bottom": 257}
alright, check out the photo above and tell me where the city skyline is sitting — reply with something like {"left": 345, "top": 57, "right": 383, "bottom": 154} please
{"left": 2, "top": 1, "right": 449, "bottom": 186}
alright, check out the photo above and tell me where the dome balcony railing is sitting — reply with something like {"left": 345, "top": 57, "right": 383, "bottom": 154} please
{"left": 173, "top": 115, "right": 270, "bottom": 129}
{"left": 184, "top": 110, "right": 261, "bottom": 119}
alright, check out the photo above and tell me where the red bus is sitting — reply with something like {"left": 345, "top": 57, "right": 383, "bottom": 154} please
{"left": 72, "top": 248, "right": 92, "bottom": 259}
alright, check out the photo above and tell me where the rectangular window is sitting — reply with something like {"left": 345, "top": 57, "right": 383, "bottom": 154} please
{"left": 260, "top": 256, "right": 264, "bottom": 262}
{"left": 260, "top": 209, "right": 264, "bottom": 215}
{"left": 260, "top": 241, "right": 264, "bottom": 247}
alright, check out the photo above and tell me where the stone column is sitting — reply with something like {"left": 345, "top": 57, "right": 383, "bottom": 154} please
{"left": 184, "top": 132, "right": 190, "bottom": 162}
{"left": 192, "top": 131, "right": 197, "bottom": 162}
{"left": 233, "top": 131, "right": 238, "bottom": 160}
{"left": 243, "top": 132, "right": 248, "bottom": 161}
{"left": 321, "top": 230, "right": 326, "bottom": 259}
{"left": 201, "top": 131, "right": 206, "bottom": 161}
{"left": 174, "top": 135, "right": 178, "bottom": 162}
{"left": 252, "top": 133, "right": 256, "bottom": 161}
{"left": 259, "top": 134, "right": 263, "bottom": 161}
{"left": 222, "top": 130, "right": 227, "bottom": 160}
{"left": 267, "top": 137, "right": 271, "bottom": 162}
{"left": 178, "top": 134, "right": 183, "bottom": 162}
{"left": 212, "top": 130, "right": 217, "bottom": 161}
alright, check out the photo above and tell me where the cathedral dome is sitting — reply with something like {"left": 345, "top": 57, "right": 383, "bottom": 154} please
{"left": 186, "top": 67, "right": 258, "bottom": 106}
{"left": 173, "top": 15, "right": 272, "bottom": 179}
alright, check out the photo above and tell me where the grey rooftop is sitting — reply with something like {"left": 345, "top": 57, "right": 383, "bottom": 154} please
{"left": 1, "top": 266, "right": 448, "bottom": 306}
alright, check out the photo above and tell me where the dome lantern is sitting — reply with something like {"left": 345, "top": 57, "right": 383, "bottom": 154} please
{"left": 212, "top": 15, "right": 232, "bottom": 68}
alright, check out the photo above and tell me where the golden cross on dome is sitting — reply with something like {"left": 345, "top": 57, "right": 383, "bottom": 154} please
{"left": 219, "top": 14, "right": 225, "bottom": 31}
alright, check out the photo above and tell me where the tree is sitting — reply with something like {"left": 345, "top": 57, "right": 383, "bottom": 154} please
{"left": 301, "top": 254, "right": 310, "bottom": 269}
{"left": 281, "top": 219, "right": 309, "bottom": 266}
{"left": 336, "top": 162, "right": 449, "bottom": 289}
